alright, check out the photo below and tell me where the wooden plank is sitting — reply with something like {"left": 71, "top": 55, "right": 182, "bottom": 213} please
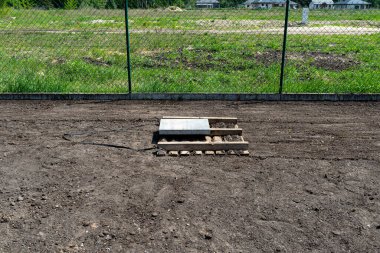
{"left": 194, "top": 151, "right": 203, "bottom": 155}
{"left": 211, "top": 128, "right": 242, "bottom": 135}
{"left": 180, "top": 151, "right": 190, "bottom": 156}
{"left": 215, "top": 150, "right": 226, "bottom": 155}
{"left": 240, "top": 150, "right": 250, "bottom": 156}
{"left": 210, "top": 128, "right": 243, "bottom": 135}
{"left": 162, "top": 116, "right": 237, "bottom": 124}
{"left": 205, "top": 151, "right": 215, "bottom": 155}
{"left": 205, "top": 136, "right": 212, "bottom": 142}
{"left": 157, "top": 141, "right": 249, "bottom": 151}
{"left": 168, "top": 151, "right": 179, "bottom": 157}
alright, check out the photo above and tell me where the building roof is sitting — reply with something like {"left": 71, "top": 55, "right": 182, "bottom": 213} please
{"left": 196, "top": 0, "right": 219, "bottom": 4}
{"left": 243, "top": 0, "right": 297, "bottom": 4}
{"left": 335, "top": 0, "right": 370, "bottom": 4}
{"left": 310, "top": 0, "right": 334, "bottom": 4}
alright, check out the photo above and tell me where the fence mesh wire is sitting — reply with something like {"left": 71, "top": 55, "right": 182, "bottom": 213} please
{"left": 0, "top": 5, "right": 128, "bottom": 93}
{"left": 0, "top": 1, "right": 379, "bottom": 93}
{"left": 285, "top": 8, "right": 380, "bottom": 93}
{"left": 128, "top": 7, "right": 285, "bottom": 93}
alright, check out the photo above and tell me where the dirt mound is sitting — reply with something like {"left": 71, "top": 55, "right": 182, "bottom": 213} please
{"left": 139, "top": 48, "right": 359, "bottom": 72}
{"left": 83, "top": 56, "right": 111, "bottom": 67}
{"left": 254, "top": 51, "right": 359, "bottom": 71}
{"left": 309, "top": 52, "right": 359, "bottom": 71}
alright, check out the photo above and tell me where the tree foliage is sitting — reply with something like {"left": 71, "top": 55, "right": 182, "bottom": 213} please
{"left": 368, "top": 0, "right": 380, "bottom": 7}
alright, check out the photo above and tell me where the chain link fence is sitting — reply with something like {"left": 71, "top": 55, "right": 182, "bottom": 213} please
{"left": 0, "top": 0, "right": 379, "bottom": 93}
{"left": 285, "top": 7, "right": 380, "bottom": 93}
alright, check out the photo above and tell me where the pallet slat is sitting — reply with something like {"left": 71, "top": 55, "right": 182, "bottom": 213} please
{"left": 162, "top": 116, "right": 237, "bottom": 124}
{"left": 157, "top": 141, "right": 249, "bottom": 151}
{"left": 156, "top": 150, "right": 249, "bottom": 156}
{"left": 210, "top": 128, "right": 242, "bottom": 135}
{"left": 168, "top": 151, "right": 179, "bottom": 156}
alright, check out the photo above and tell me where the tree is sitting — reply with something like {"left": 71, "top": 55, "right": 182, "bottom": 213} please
{"left": 367, "top": 0, "right": 380, "bottom": 7}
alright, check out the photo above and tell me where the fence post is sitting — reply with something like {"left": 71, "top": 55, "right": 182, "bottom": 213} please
{"left": 124, "top": 0, "right": 132, "bottom": 94}
{"left": 279, "top": 0, "right": 290, "bottom": 94}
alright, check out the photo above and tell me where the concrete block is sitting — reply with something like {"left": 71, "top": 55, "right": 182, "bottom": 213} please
{"left": 159, "top": 119, "right": 210, "bottom": 135}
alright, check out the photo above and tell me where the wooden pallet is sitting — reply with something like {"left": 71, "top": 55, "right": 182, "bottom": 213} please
{"left": 156, "top": 149, "right": 249, "bottom": 156}
{"left": 156, "top": 117, "right": 249, "bottom": 156}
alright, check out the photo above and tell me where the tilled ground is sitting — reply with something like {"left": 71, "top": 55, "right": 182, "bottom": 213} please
{"left": 0, "top": 101, "right": 379, "bottom": 252}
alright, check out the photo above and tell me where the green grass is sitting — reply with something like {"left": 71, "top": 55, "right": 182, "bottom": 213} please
{"left": 1, "top": 8, "right": 379, "bottom": 30}
{"left": 0, "top": 8, "right": 379, "bottom": 93}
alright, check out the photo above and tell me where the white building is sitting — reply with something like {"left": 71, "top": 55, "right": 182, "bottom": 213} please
{"left": 243, "top": 0, "right": 298, "bottom": 9}
{"left": 334, "top": 0, "right": 371, "bottom": 9}
{"left": 196, "top": 0, "right": 220, "bottom": 8}
{"left": 309, "top": 0, "right": 335, "bottom": 9}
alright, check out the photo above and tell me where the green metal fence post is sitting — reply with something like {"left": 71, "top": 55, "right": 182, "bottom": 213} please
{"left": 279, "top": 0, "right": 290, "bottom": 94}
{"left": 124, "top": 0, "right": 132, "bottom": 94}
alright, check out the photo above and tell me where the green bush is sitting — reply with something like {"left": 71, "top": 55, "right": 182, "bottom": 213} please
{"left": 105, "top": 0, "right": 117, "bottom": 9}
{"left": 113, "top": 0, "right": 124, "bottom": 8}
{"left": 64, "top": 0, "right": 78, "bottom": 9}
{"left": 34, "top": 0, "right": 54, "bottom": 9}
{"left": 7, "top": 0, "right": 34, "bottom": 9}
{"left": 79, "top": 0, "right": 107, "bottom": 9}
{"left": 0, "top": 0, "right": 11, "bottom": 16}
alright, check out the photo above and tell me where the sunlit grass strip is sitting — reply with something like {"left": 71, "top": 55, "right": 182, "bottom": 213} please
{"left": 0, "top": 31, "right": 379, "bottom": 93}
{"left": 1, "top": 9, "right": 379, "bottom": 31}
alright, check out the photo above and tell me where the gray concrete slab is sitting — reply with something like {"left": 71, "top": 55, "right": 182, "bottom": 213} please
{"left": 159, "top": 118, "right": 210, "bottom": 135}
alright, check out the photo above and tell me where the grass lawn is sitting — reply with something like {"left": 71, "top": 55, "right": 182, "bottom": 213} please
{"left": 1, "top": 8, "right": 379, "bottom": 30}
{"left": 0, "top": 8, "right": 379, "bottom": 93}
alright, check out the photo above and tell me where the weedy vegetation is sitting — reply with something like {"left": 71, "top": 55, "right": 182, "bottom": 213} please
{"left": 0, "top": 8, "right": 379, "bottom": 93}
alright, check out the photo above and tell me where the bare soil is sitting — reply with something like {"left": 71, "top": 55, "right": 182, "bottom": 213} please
{"left": 83, "top": 57, "right": 112, "bottom": 67}
{"left": 140, "top": 49, "right": 360, "bottom": 71}
{"left": 0, "top": 101, "right": 379, "bottom": 252}
{"left": 254, "top": 51, "right": 359, "bottom": 71}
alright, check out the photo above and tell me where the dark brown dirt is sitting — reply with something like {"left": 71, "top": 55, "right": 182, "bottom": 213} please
{"left": 141, "top": 50, "right": 223, "bottom": 71}
{"left": 254, "top": 51, "right": 359, "bottom": 71}
{"left": 140, "top": 48, "right": 359, "bottom": 72}
{"left": 83, "top": 57, "right": 111, "bottom": 67}
{"left": 0, "top": 101, "right": 379, "bottom": 252}
{"left": 210, "top": 122, "right": 236, "bottom": 128}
